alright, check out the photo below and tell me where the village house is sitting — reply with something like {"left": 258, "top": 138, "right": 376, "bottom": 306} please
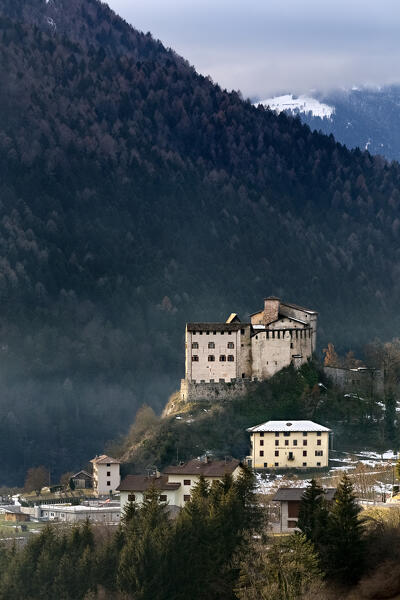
{"left": 71, "top": 470, "right": 93, "bottom": 489}
{"left": 0, "top": 506, "right": 30, "bottom": 522}
{"left": 90, "top": 455, "right": 121, "bottom": 495}
{"left": 272, "top": 487, "right": 336, "bottom": 532}
{"left": 35, "top": 503, "right": 120, "bottom": 523}
{"left": 246, "top": 420, "right": 331, "bottom": 470}
{"left": 118, "top": 457, "right": 241, "bottom": 512}
{"left": 181, "top": 296, "right": 317, "bottom": 402}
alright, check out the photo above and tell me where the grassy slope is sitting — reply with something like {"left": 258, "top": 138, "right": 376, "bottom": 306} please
{"left": 118, "top": 363, "right": 387, "bottom": 475}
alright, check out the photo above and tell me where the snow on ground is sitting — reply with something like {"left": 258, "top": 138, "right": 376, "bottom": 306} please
{"left": 256, "top": 94, "right": 335, "bottom": 119}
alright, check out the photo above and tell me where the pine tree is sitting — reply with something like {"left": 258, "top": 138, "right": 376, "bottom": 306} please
{"left": 117, "top": 486, "right": 172, "bottom": 599}
{"left": 298, "top": 478, "right": 329, "bottom": 551}
{"left": 326, "top": 473, "right": 365, "bottom": 584}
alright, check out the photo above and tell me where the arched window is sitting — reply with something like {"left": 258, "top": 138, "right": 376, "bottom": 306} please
{"left": 219, "top": 355, "right": 226, "bottom": 362}
{"left": 227, "top": 342, "right": 234, "bottom": 349}
{"left": 192, "top": 342, "right": 199, "bottom": 349}
{"left": 228, "top": 355, "right": 234, "bottom": 361}
{"left": 208, "top": 342, "right": 215, "bottom": 349}
{"left": 208, "top": 355, "right": 215, "bottom": 362}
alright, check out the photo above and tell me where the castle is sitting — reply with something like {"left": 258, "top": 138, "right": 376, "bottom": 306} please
{"left": 180, "top": 297, "right": 317, "bottom": 402}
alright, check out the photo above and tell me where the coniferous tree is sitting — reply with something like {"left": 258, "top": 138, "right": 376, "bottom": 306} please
{"left": 117, "top": 486, "right": 172, "bottom": 599}
{"left": 297, "top": 478, "right": 329, "bottom": 553}
{"left": 326, "top": 473, "right": 365, "bottom": 584}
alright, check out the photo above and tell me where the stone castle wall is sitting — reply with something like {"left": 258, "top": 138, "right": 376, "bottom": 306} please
{"left": 180, "top": 378, "right": 257, "bottom": 403}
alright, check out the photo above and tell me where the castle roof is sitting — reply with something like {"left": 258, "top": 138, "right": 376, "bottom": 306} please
{"left": 247, "top": 420, "right": 331, "bottom": 433}
{"left": 186, "top": 323, "right": 247, "bottom": 332}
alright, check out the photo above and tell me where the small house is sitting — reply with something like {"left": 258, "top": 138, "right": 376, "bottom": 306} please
{"left": 272, "top": 487, "right": 336, "bottom": 532}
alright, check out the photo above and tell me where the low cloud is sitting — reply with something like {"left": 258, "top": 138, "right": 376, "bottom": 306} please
{"left": 108, "top": 0, "right": 400, "bottom": 98}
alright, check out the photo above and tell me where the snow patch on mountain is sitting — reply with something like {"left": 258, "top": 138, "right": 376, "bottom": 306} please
{"left": 257, "top": 94, "right": 335, "bottom": 119}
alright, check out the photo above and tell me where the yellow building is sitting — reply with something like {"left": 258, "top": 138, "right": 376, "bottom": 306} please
{"left": 246, "top": 420, "right": 331, "bottom": 470}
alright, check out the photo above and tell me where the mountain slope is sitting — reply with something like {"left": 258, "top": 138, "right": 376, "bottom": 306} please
{"left": 261, "top": 86, "right": 400, "bottom": 162}
{"left": 1, "top": 0, "right": 400, "bottom": 484}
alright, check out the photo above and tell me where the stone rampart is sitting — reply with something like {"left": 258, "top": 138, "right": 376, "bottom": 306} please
{"left": 180, "top": 378, "right": 256, "bottom": 403}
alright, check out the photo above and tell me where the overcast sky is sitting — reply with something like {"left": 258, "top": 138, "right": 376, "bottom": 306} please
{"left": 107, "top": 0, "right": 400, "bottom": 100}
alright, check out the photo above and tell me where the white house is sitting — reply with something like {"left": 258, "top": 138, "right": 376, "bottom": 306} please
{"left": 246, "top": 420, "right": 331, "bottom": 470}
{"left": 37, "top": 503, "right": 120, "bottom": 523}
{"left": 90, "top": 455, "right": 121, "bottom": 495}
{"left": 118, "top": 457, "right": 241, "bottom": 512}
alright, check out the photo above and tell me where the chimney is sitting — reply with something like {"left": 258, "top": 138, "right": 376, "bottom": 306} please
{"left": 263, "top": 297, "right": 280, "bottom": 325}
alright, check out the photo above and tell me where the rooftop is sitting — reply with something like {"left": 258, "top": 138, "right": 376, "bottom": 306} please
{"left": 272, "top": 487, "right": 336, "bottom": 502}
{"left": 90, "top": 454, "right": 120, "bottom": 465}
{"left": 164, "top": 458, "right": 240, "bottom": 477}
{"left": 187, "top": 323, "right": 247, "bottom": 332}
{"left": 40, "top": 504, "right": 120, "bottom": 513}
{"left": 117, "top": 475, "right": 181, "bottom": 492}
{"left": 247, "top": 420, "right": 331, "bottom": 433}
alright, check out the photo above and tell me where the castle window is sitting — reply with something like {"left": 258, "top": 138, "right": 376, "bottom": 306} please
{"left": 221, "top": 332, "right": 224, "bottom": 335}
{"left": 272, "top": 331, "right": 275, "bottom": 339}
{"left": 275, "top": 361, "right": 277, "bottom": 366}
{"left": 208, "top": 342, "right": 215, "bottom": 349}
{"left": 277, "top": 331, "right": 280, "bottom": 339}
{"left": 242, "top": 373, "right": 245, "bottom": 378}
{"left": 107, "top": 481, "right": 110, "bottom": 486}
{"left": 213, "top": 331, "right": 216, "bottom": 335}
{"left": 227, "top": 355, "right": 234, "bottom": 361}
{"left": 228, "top": 331, "right": 232, "bottom": 335}
{"left": 192, "top": 342, "right": 199, "bottom": 349}
{"left": 290, "top": 343, "right": 293, "bottom": 349}
{"left": 227, "top": 342, "right": 234, "bottom": 349}
{"left": 296, "top": 330, "right": 298, "bottom": 339}
{"left": 256, "top": 335, "right": 258, "bottom": 340}
{"left": 241, "top": 329, "right": 245, "bottom": 335}
{"left": 208, "top": 355, "right": 215, "bottom": 362}
{"left": 192, "top": 355, "right": 199, "bottom": 362}
{"left": 219, "top": 355, "right": 226, "bottom": 362}
{"left": 266, "top": 331, "right": 269, "bottom": 339}
{"left": 199, "top": 331, "right": 203, "bottom": 335}
{"left": 264, "top": 462, "right": 268, "bottom": 468}
{"left": 206, "top": 331, "right": 209, "bottom": 335}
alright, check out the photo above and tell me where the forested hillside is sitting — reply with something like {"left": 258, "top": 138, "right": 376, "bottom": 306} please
{"left": 1, "top": 0, "right": 400, "bottom": 484}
